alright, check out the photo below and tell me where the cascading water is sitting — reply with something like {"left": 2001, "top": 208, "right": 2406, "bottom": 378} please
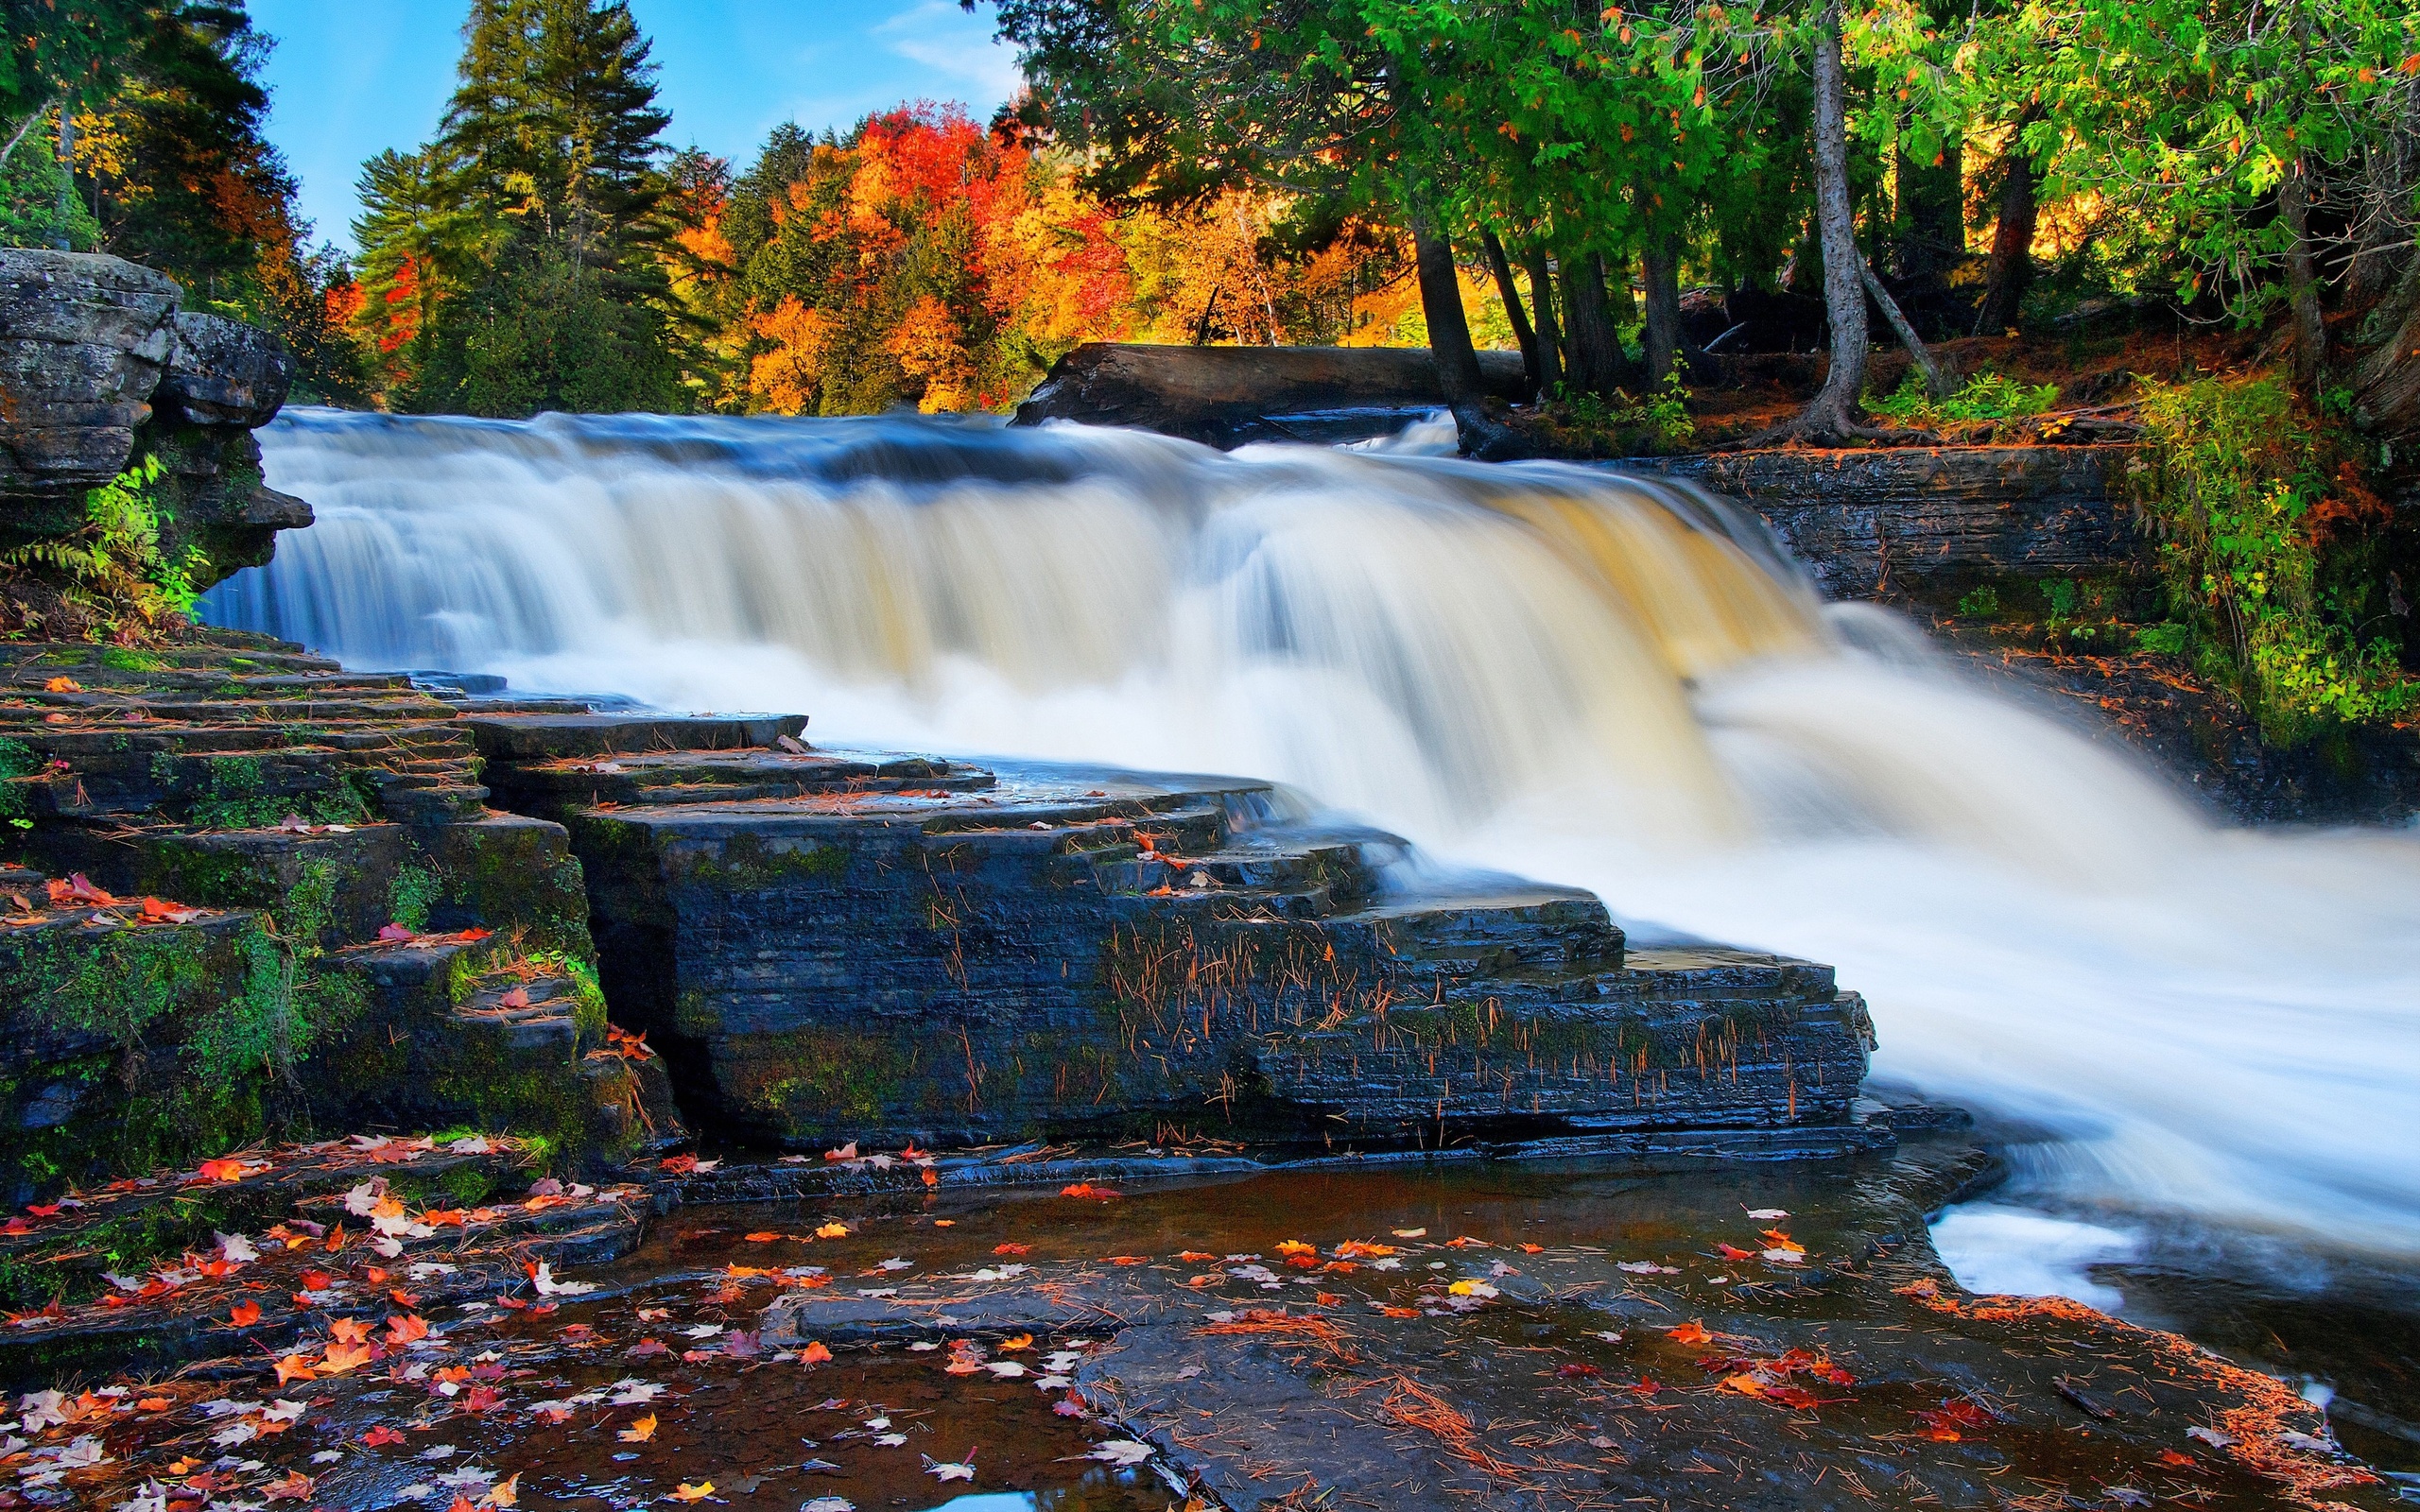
{"left": 207, "top": 406, "right": 2420, "bottom": 1264}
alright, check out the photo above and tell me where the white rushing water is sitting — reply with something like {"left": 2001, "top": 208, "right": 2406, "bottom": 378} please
{"left": 207, "top": 407, "right": 2420, "bottom": 1261}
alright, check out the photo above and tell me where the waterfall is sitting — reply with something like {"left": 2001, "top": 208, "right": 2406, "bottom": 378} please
{"left": 207, "top": 406, "right": 2420, "bottom": 1258}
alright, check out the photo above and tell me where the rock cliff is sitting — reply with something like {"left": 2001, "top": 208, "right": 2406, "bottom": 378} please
{"left": 0, "top": 247, "right": 306, "bottom": 583}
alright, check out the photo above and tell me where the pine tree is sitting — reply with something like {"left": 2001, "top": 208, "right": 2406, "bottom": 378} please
{"left": 387, "top": 0, "right": 683, "bottom": 416}
{"left": 437, "top": 0, "right": 670, "bottom": 284}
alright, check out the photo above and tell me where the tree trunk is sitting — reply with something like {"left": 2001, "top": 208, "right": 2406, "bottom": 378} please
{"left": 1859, "top": 260, "right": 1953, "bottom": 399}
{"left": 1520, "top": 242, "right": 1564, "bottom": 395}
{"left": 2280, "top": 153, "right": 2328, "bottom": 394}
{"left": 1410, "top": 211, "right": 1486, "bottom": 407}
{"left": 1796, "top": 0, "right": 1868, "bottom": 438}
{"left": 1973, "top": 113, "right": 2040, "bottom": 336}
{"left": 1641, "top": 232, "right": 1683, "bottom": 386}
{"left": 1561, "top": 250, "right": 1629, "bottom": 398}
{"left": 2351, "top": 252, "right": 2420, "bottom": 472}
{"left": 51, "top": 105, "right": 74, "bottom": 252}
{"left": 1479, "top": 228, "right": 1540, "bottom": 396}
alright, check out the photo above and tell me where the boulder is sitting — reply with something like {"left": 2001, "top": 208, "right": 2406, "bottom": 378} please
{"left": 155, "top": 309, "right": 293, "bottom": 428}
{"left": 1012, "top": 341, "right": 1530, "bottom": 447}
{"left": 0, "top": 248, "right": 182, "bottom": 502}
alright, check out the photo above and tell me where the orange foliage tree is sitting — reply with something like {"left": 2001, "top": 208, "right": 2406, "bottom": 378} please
{"left": 703, "top": 104, "right": 1415, "bottom": 416}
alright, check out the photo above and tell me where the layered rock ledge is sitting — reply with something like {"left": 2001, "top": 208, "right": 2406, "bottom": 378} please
{"left": 0, "top": 247, "right": 306, "bottom": 586}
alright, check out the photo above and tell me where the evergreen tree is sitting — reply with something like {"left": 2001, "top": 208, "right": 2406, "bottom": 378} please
{"left": 374, "top": 0, "right": 682, "bottom": 416}
{"left": 437, "top": 0, "right": 671, "bottom": 288}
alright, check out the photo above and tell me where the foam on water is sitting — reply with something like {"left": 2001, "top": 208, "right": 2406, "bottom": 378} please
{"left": 205, "top": 407, "right": 2420, "bottom": 1257}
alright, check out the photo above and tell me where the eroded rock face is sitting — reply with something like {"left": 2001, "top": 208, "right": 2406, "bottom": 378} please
{"left": 156, "top": 309, "right": 294, "bottom": 428}
{"left": 1625, "top": 444, "right": 2135, "bottom": 602}
{"left": 0, "top": 249, "right": 181, "bottom": 505}
{"left": 0, "top": 249, "right": 307, "bottom": 584}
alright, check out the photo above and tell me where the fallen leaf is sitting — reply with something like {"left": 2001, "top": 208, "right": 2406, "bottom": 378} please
{"left": 1668, "top": 1321, "right": 1712, "bottom": 1347}
{"left": 666, "top": 1482, "right": 715, "bottom": 1502}
{"left": 484, "top": 1474, "right": 520, "bottom": 1507}
{"left": 199, "top": 1157, "right": 250, "bottom": 1182}
{"left": 802, "top": 1341, "right": 833, "bottom": 1364}
{"left": 1088, "top": 1439, "right": 1152, "bottom": 1467}
{"left": 363, "top": 1425, "right": 408, "bottom": 1447}
{"left": 229, "top": 1300, "right": 263, "bottom": 1327}
{"left": 620, "top": 1413, "right": 658, "bottom": 1442}
{"left": 272, "top": 1352, "right": 318, "bottom": 1384}
{"left": 1060, "top": 1183, "right": 1120, "bottom": 1200}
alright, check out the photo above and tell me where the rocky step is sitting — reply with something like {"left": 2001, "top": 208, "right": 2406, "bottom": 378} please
{"left": 466, "top": 712, "right": 809, "bottom": 763}
{"left": 449, "top": 972, "right": 590, "bottom": 1056}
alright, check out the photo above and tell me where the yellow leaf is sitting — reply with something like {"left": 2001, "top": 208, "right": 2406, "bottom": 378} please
{"left": 668, "top": 1483, "right": 714, "bottom": 1502}
{"left": 619, "top": 1414, "right": 658, "bottom": 1443}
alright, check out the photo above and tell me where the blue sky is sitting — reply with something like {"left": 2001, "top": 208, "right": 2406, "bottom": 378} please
{"left": 245, "top": 0, "right": 1027, "bottom": 254}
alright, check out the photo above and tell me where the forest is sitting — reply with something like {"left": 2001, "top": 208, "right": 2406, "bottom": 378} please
{"left": 4, "top": 0, "right": 2410, "bottom": 433}
{"left": 5, "top": 0, "right": 2418, "bottom": 735}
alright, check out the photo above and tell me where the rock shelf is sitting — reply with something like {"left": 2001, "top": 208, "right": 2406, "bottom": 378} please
{"left": 5, "top": 632, "right": 1875, "bottom": 1211}
{"left": 470, "top": 714, "right": 1876, "bottom": 1154}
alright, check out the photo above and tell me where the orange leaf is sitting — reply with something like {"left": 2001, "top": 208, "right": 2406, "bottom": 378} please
{"left": 1060, "top": 1183, "right": 1120, "bottom": 1200}
{"left": 619, "top": 1413, "right": 658, "bottom": 1442}
{"left": 228, "top": 1300, "right": 263, "bottom": 1327}
{"left": 330, "top": 1316, "right": 372, "bottom": 1344}
{"left": 320, "top": 1340, "right": 374, "bottom": 1374}
{"left": 271, "top": 1352, "right": 317, "bottom": 1384}
{"left": 667, "top": 1485, "right": 714, "bottom": 1503}
{"left": 802, "top": 1340, "right": 834, "bottom": 1364}
{"left": 994, "top": 1243, "right": 1031, "bottom": 1256}
{"left": 137, "top": 1396, "right": 173, "bottom": 1411}
{"left": 199, "top": 1158, "right": 249, "bottom": 1182}
{"left": 1668, "top": 1321, "right": 1712, "bottom": 1346}
{"left": 1000, "top": 1332, "right": 1033, "bottom": 1350}
{"left": 387, "top": 1313, "right": 430, "bottom": 1344}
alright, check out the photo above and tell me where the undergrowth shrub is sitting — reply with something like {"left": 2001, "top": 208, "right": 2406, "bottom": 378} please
{"left": 1868, "top": 370, "right": 2059, "bottom": 428}
{"left": 2125, "top": 374, "right": 2412, "bottom": 746}
{"left": 0, "top": 455, "right": 208, "bottom": 641}
{"left": 1547, "top": 370, "right": 1696, "bottom": 454}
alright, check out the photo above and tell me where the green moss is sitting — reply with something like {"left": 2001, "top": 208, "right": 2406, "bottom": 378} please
{"left": 0, "top": 735, "right": 32, "bottom": 824}
{"left": 389, "top": 863, "right": 442, "bottom": 932}
{"left": 102, "top": 648, "right": 168, "bottom": 673}
{"left": 747, "top": 1028, "right": 919, "bottom": 1129}
{"left": 679, "top": 832, "right": 852, "bottom": 890}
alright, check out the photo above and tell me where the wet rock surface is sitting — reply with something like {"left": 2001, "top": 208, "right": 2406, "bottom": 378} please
{"left": 471, "top": 719, "right": 1876, "bottom": 1154}
{"left": 7, "top": 1133, "right": 2395, "bottom": 1511}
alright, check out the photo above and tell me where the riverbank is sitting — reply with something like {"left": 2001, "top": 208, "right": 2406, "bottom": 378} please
{"left": 2, "top": 1115, "right": 2401, "bottom": 1511}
